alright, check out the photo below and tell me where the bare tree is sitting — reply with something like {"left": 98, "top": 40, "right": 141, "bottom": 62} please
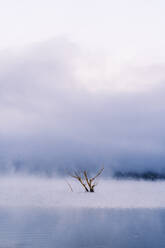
{"left": 69, "top": 167, "right": 104, "bottom": 192}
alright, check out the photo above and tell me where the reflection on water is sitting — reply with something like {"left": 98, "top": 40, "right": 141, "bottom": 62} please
{"left": 0, "top": 208, "right": 165, "bottom": 248}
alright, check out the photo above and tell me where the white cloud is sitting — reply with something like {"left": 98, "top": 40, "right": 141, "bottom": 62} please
{"left": 0, "top": 38, "right": 165, "bottom": 173}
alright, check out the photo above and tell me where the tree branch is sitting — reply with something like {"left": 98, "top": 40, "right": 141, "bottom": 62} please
{"left": 90, "top": 166, "right": 104, "bottom": 181}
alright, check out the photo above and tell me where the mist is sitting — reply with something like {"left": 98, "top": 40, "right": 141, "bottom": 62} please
{"left": 1, "top": 175, "right": 165, "bottom": 208}
{"left": 1, "top": 38, "right": 165, "bottom": 175}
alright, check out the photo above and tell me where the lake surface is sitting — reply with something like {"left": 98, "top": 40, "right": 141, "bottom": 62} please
{"left": 1, "top": 176, "right": 165, "bottom": 247}
{"left": 0, "top": 207, "right": 165, "bottom": 248}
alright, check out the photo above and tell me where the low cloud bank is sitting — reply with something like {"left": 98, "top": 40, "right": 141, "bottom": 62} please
{"left": 0, "top": 38, "right": 165, "bottom": 175}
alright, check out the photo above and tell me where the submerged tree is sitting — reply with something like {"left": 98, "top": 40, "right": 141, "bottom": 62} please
{"left": 69, "top": 167, "right": 104, "bottom": 192}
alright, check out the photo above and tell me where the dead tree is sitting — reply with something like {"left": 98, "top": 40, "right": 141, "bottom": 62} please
{"left": 69, "top": 167, "right": 104, "bottom": 192}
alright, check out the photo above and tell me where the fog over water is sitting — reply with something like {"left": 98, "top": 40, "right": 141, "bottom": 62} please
{"left": 1, "top": 2, "right": 165, "bottom": 247}
{"left": 0, "top": 176, "right": 165, "bottom": 248}
{"left": 0, "top": 39, "right": 165, "bottom": 175}
{"left": 0, "top": 176, "right": 165, "bottom": 208}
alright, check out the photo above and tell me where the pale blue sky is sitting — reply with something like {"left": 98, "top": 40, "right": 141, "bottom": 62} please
{"left": 0, "top": 0, "right": 165, "bottom": 62}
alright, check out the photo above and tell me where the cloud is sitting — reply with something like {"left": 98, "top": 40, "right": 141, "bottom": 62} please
{"left": 0, "top": 38, "right": 165, "bottom": 174}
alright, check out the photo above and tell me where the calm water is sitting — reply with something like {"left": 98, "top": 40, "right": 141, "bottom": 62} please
{"left": 0, "top": 208, "right": 165, "bottom": 248}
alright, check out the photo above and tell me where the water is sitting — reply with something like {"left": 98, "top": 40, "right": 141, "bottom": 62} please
{"left": 0, "top": 207, "right": 165, "bottom": 248}
{"left": 1, "top": 176, "right": 165, "bottom": 247}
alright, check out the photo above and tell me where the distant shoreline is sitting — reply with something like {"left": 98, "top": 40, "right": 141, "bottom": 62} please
{"left": 114, "top": 171, "right": 165, "bottom": 181}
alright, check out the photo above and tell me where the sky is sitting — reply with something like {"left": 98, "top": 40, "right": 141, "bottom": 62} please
{"left": 0, "top": 0, "right": 165, "bottom": 174}
{"left": 1, "top": 0, "right": 165, "bottom": 61}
